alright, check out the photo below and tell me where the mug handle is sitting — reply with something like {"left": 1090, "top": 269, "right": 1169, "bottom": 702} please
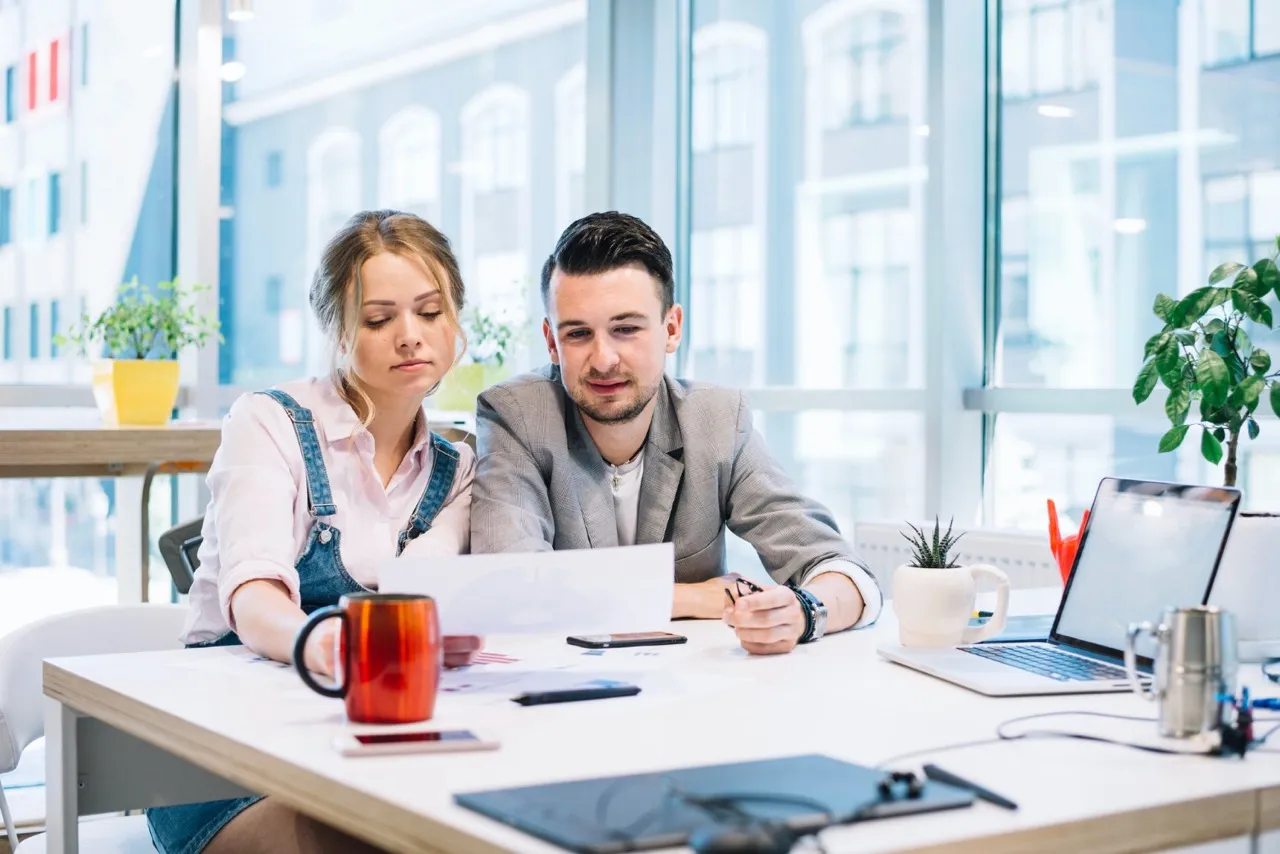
{"left": 293, "top": 605, "right": 347, "bottom": 699}
{"left": 1124, "top": 621, "right": 1160, "bottom": 700}
{"left": 958, "top": 564, "right": 1010, "bottom": 644}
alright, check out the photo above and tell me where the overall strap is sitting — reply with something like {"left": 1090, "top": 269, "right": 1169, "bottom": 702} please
{"left": 397, "top": 432, "right": 460, "bottom": 555}
{"left": 257, "top": 389, "right": 336, "bottom": 518}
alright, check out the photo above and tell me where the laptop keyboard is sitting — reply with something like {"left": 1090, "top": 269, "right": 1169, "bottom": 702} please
{"left": 961, "top": 644, "right": 1131, "bottom": 683}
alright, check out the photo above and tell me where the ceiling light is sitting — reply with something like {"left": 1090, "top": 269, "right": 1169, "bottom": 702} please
{"left": 1113, "top": 218, "right": 1148, "bottom": 234}
{"left": 227, "top": 0, "right": 255, "bottom": 21}
{"left": 1037, "top": 104, "right": 1074, "bottom": 119}
{"left": 219, "top": 61, "right": 247, "bottom": 83}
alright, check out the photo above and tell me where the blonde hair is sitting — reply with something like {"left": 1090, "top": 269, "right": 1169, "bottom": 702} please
{"left": 310, "top": 210, "right": 467, "bottom": 425}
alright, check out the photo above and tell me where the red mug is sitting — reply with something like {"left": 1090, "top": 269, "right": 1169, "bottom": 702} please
{"left": 293, "top": 592, "right": 441, "bottom": 724}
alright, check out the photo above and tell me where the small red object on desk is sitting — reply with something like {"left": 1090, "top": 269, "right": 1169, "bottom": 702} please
{"left": 1047, "top": 499, "right": 1090, "bottom": 585}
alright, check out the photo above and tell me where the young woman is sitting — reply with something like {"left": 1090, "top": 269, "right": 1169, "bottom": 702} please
{"left": 147, "top": 210, "right": 480, "bottom": 854}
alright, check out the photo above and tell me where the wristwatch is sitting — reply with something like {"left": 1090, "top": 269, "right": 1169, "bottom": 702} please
{"left": 792, "top": 587, "right": 828, "bottom": 643}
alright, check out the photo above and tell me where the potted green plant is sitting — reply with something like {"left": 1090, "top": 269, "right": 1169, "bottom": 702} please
{"left": 1133, "top": 237, "right": 1280, "bottom": 483}
{"left": 433, "top": 306, "right": 522, "bottom": 412}
{"left": 891, "top": 518, "right": 1009, "bottom": 648}
{"left": 1133, "top": 237, "right": 1280, "bottom": 616}
{"left": 57, "top": 277, "right": 221, "bottom": 426}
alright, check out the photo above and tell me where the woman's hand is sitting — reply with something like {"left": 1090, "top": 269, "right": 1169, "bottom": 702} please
{"left": 443, "top": 635, "right": 483, "bottom": 668}
{"left": 303, "top": 620, "right": 340, "bottom": 678}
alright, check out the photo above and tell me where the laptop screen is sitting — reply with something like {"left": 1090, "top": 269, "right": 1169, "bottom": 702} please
{"left": 1051, "top": 478, "right": 1240, "bottom": 660}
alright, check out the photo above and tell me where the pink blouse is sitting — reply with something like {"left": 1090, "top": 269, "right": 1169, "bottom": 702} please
{"left": 180, "top": 377, "right": 473, "bottom": 645}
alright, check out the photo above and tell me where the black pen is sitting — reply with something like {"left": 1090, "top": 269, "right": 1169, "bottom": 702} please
{"left": 922, "top": 764, "right": 1018, "bottom": 810}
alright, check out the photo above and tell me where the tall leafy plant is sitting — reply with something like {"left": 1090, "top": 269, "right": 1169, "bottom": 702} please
{"left": 1133, "top": 237, "right": 1280, "bottom": 486}
{"left": 57, "top": 278, "right": 221, "bottom": 360}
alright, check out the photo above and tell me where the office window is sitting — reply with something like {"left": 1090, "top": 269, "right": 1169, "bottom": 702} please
{"left": 79, "top": 161, "right": 87, "bottom": 224}
{"left": 0, "top": 187, "right": 11, "bottom": 246}
{"left": 3, "top": 65, "right": 13, "bottom": 123}
{"left": 265, "top": 276, "right": 282, "bottom": 314}
{"left": 48, "top": 172, "right": 62, "bottom": 236}
{"left": 692, "top": 24, "right": 761, "bottom": 152}
{"left": 1003, "top": 0, "right": 1104, "bottom": 98}
{"left": 27, "top": 303, "right": 38, "bottom": 359}
{"left": 1203, "top": 0, "right": 1251, "bottom": 65}
{"left": 49, "top": 299, "right": 60, "bottom": 358}
{"left": 554, "top": 64, "right": 585, "bottom": 231}
{"left": 216, "top": 3, "right": 583, "bottom": 388}
{"left": 819, "top": 9, "right": 908, "bottom": 127}
{"left": 265, "top": 150, "right": 282, "bottom": 188}
{"left": 80, "top": 22, "right": 89, "bottom": 87}
{"left": 1259, "top": 0, "right": 1280, "bottom": 55}
{"left": 2, "top": 307, "right": 11, "bottom": 360}
{"left": 377, "top": 108, "right": 440, "bottom": 220}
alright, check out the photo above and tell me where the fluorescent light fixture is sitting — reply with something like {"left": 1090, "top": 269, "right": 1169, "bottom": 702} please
{"left": 1113, "top": 218, "right": 1148, "bottom": 234}
{"left": 227, "top": 0, "right": 255, "bottom": 21}
{"left": 1037, "top": 104, "right": 1074, "bottom": 119}
{"left": 219, "top": 61, "right": 247, "bottom": 82}
{"left": 914, "top": 124, "right": 930, "bottom": 137}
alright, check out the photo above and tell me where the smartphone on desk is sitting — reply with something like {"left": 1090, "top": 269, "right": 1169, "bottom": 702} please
{"left": 332, "top": 728, "right": 499, "bottom": 757}
{"left": 566, "top": 632, "right": 687, "bottom": 649}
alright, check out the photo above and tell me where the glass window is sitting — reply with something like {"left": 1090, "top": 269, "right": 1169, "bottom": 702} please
{"left": 219, "top": 2, "right": 585, "bottom": 386}
{"left": 48, "top": 171, "right": 61, "bottom": 236}
{"left": 1258, "top": 0, "right": 1280, "bottom": 55}
{"left": 2, "top": 306, "right": 11, "bottom": 359}
{"left": 996, "top": 0, "right": 1280, "bottom": 389}
{"left": 80, "top": 21, "right": 89, "bottom": 87}
{"left": 687, "top": 1, "right": 927, "bottom": 397}
{"left": 1004, "top": 0, "right": 1103, "bottom": 98}
{"left": 4, "top": 65, "right": 13, "bottom": 122}
{"left": 265, "top": 150, "right": 282, "bottom": 188}
{"left": 27, "top": 301, "right": 38, "bottom": 359}
{"left": 79, "top": 160, "right": 87, "bottom": 224}
{"left": 0, "top": 186, "right": 11, "bottom": 245}
{"left": 49, "top": 298, "right": 59, "bottom": 358}
{"left": 377, "top": 107, "right": 440, "bottom": 221}
{"left": 1203, "top": 0, "right": 1251, "bottom": 65}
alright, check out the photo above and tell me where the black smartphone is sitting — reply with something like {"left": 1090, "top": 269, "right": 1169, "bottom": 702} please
{"left": 566, "top": 632, "right": 688, "bottom": 649}
{"left": 513, "top": 684, "right": 641, "bottom": 706}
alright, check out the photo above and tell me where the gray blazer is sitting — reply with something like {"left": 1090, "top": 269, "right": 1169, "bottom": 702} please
{"left": 470, "top": 365, "right": 874, "bottom": 588}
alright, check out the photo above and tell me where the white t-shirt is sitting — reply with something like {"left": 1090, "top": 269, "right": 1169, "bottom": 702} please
{"left": 604, "top": 453, "right": 882, "bottom": 627}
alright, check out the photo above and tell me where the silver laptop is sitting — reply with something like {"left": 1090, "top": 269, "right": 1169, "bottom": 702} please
{"left": 877, "top": 478, "right": 1241, "bottom": 697}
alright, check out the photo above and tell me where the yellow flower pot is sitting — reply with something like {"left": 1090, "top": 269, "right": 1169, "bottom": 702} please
{"left": 432, "top": 362, "right": 509, "bottom": 412}
{"left": 92, "top": 359, "right": 181, "bottom": 426}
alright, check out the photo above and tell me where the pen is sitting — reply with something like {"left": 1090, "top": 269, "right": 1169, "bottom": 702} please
{"left": 922, "top": 764, "right": 1018, "bottom": 810}
{"left": 971, "top": 610, "right": 994, "bottom": 619}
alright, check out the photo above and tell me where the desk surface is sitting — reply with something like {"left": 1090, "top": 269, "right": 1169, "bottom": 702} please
{"left": 43, "top": 592, "right": 1280, "bottom": 854}
{"left": 0, "top": 421, "right": 223, "bottom": 476}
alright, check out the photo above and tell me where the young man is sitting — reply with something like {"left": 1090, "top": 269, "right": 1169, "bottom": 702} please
{"left": 470, "top": 212, "right": 881, "bottom": 655}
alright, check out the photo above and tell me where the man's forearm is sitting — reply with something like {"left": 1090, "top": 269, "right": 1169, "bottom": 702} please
{"left": 673, "top": 579, "right": 728, "bottom": 619}
{"left": 803, "top": 571, "right": 864, "bottom": 633}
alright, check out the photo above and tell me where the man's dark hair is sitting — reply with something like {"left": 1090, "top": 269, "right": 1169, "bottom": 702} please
{"left": 540, "top": 212, "right": 674, "bottom": 313}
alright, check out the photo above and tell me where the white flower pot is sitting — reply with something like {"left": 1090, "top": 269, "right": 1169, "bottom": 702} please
{"left": 892, "top": 563, "right": 1011, "bottom": 648}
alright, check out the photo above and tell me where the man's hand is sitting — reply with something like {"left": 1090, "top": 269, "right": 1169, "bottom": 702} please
{"left": 723, "top": 586, "right": 805, "bottom": 655}
{"left": 673, "top": 574, "right": 749, "bottom": 619}
{"left": 443, "top": 635, "right": 484, "bottom": 668}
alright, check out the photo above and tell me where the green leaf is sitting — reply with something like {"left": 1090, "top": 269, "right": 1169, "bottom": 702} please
{"left": 1153, "top": 293, "right": 1178, "bottom": 322}
{"left": 1214, "top": 426, "right": 1226, "bottom": 442}
{"left": 1235, "top": 325, "right": 1253, "bottom": 354}
{"left": 1251, "top": 260, "right": 1279, "bottom": 296}
{"left": 1133, "top": 360, "right": 1159, "bottom": 404}
{"left": 1158, "top": 424, "right": 1190, "bottom": 453}
{"left": 1165, "top": 386, "right": 1191, "bottom": 425}
{"left": 1236, "top": 266, "right": 1265, "bottom": 296}
{"left": 1203, "top": 318, "right": 1227, "bottom": 337}
{"left": 1171, "top": 287, "right": 1214, "bottom": 327}
{"left": 1196, "top": 350, "right": 1230, "bottom": 409}
{"left": 1272, "top": 384, "right": 1280, "bottom": 419}
{"left": 1241, "top": 375, "right": 1265, "bottom": 411}
{"left": 1210, "top": 262, "right": 1245, "bottom": 284}
{"left": 1202, "top": 428, "right": 1225, "bottom": 465}
{"left": 1249, "top": 418, "right": 1261, "bottom": 440}
{"left": 1251, "top": 348, "right": 1272, "bottom": 375}
{"left": 1233, "top": 290, "right": 1275, "bottom": 328}
{"left": 1144, "top": 332, "right": 1171, "bottom": 360}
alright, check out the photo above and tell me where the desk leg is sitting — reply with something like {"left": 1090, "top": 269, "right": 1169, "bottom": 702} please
{"left": 44, "top": 697, "right": 80, "bottom": 854}
{"left": 115, "top": 477, "right": 145, "bottom": 603}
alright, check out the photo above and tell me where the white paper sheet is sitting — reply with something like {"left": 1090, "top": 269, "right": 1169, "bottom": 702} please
{"left": 378, "top": 543, "right": 674, "bottom": 636}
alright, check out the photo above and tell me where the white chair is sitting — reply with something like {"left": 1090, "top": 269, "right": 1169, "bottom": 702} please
{"left": 0, "top": 604, "right": 187, "bottom": 852}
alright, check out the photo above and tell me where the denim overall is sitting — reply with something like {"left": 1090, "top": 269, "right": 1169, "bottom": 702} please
{"left": 145, "top": 389, "right": 459, "bottom": 854}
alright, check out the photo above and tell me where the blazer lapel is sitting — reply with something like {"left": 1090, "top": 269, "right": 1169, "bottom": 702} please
{"left": 566, "top": 400, "right": 620, "bottom": 549}
{"left": 636, "top": 379, "right": 685, "bottom": 545}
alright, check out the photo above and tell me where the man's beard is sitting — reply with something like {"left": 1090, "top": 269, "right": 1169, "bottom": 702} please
{"left": 569, "top": 372, "right": 660, "bottom": 424}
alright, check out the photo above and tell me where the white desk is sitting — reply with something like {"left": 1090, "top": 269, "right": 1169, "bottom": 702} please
{"left": 41, "top": 592, "right": 1280, "bottom": 854}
